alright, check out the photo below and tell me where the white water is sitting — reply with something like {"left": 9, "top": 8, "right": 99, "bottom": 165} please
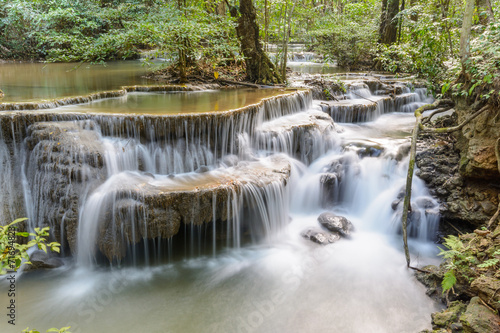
{"left": 0, "top": 70, "right": 443, "bottom": 332}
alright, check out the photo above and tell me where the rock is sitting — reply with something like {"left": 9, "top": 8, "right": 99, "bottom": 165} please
{"left": 395, "top": 143, "right": 411, "bottom": 161}
{"left": 317, "top": 212, "right": 354, "bottom": 238}
{"left": 470, "top": 276, "right": 500, "bottom": 311}
{"left": 256, "top": 110, "right": 336, "bottom": 164}
{"left": 24, "top": 121, "right": 108, "bottom": 253}
{"left": 320, "top": 173, "right": 340, "bottom": 207}
{"left": 391, "top": 199, "right": 401, "bottom": 210}
{"left": 451, "top": 322, "right": 464, "bottom": 333}
{"left": 94, "top": 156, "right": 291, "bottom": 261}
{"left": 460, "top": 297, "right": 500, "bottom": 333}
{"left": 195, "top": 165, "right": 210, "bottom": 173}
{"left": 301, "top": 228, "right": 340, "bottom": 245}
{"left": 431, "top": 301, "right": 467, "bottom": 330}
{"left": 221, "top": 154, "right": 239, "bottom": 167}
{"left": 415, "top": 135, "right": 499, "bottom": 229}
{"left": 25, "top": 250, "right": 64, "bottom": 271}
{"left": 417, "top": 197, "right": 437, "bottom": 209}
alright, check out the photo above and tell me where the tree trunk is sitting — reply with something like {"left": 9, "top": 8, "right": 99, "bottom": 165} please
{"left": 264, "top": 0, "right": 269, "bottom": 51}
{"left": 281, "top": 1, "right": 296, "bottom": 80}
{"left": 379, "top": 0, "right": 400, "bottom": 44}
{"left": 236, "top": 0, "right": 282, "bottom": 84}
{"left": 460, "top": 0, "right": 475, "bottom": 68}
{"left": 476, "top": 0, "right": 494, "bottom": 24}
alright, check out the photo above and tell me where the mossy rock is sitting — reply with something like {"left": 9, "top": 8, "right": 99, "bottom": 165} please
{"left": 460, "top": 297, "right": 500, "bottom": 333}
{"left": 431, "top": 301, "right": 467, "bottom": 329}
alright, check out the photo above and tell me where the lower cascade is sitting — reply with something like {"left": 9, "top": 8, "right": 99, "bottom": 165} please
{"left": 0, "top": 76, "right": 444, "bottom": 332}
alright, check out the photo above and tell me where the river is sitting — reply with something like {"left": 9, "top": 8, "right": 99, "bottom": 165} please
{"left": 0, "top": 60, "right": 442, "bottom": 333}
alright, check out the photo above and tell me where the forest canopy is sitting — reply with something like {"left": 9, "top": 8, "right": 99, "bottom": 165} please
{"left": 0, "top": 0, "right": 499, "bottom": 88}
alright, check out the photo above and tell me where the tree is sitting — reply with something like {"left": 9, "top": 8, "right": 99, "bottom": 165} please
{"left": 233, "top": 0, "right": 282, "bottom": 84}
{"left": 379, "top": 0, "right": 400, "bottom": 44}
{"left": 460, "top": 0, "right": 475, "bottom": 67}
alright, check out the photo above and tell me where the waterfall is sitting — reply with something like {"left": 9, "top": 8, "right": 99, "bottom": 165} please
{"left": 0, "top": 78, "right": 440, "bottom": 268}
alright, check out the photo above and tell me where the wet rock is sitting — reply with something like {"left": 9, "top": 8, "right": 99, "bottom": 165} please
{"left": 256, "top": 110, "right": 337, "bottom": 164}
{"left": 95, "top": 156, "right": 292, "bottom": 261}
{"left": 470, "top": 276, "right": 500, "bottom": 311}
{"left": 320, "top": 173, "right": 340, "bottom": 207}
{"left": 221, "top": 154, "right": 239, "bottom": 167}
{"left": 301, "top": 228, "right": 340, "bottom": 245}
{"left": 25, "top": 250, "right": 64, "bottom": 271}
{"left": 417, "top": 197, "right": 437, "bottom": 209}
{"left": 24, "top": 121, "right": 108, "bottom": 253}
{"left": 460, "top": 297, "right": 500, "bottom": 333}
{"left": 195, "top": 165, "right": 210, "bottom": 173}
{"left": 317, "top": 212, "right": 354, "bottom": 238}
{"left": 391, "top": 200, "right": 401, "bottom": 210}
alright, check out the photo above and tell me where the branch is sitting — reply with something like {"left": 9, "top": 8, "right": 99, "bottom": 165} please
{"left": 421, "top": 105, "right": 490, "bottom": 134}
{"left": 421, "top": 107, "right": 453, "bottom": 124}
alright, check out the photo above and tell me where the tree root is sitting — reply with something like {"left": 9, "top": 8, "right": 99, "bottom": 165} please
{"left": 421, "top": 107, "right": 454, "bottom": 124}
{"left": 487, "top": 138, "right": 500, "bottom": 230}
{"left": 420, "top": 105, "right": 490, "bottom": 134}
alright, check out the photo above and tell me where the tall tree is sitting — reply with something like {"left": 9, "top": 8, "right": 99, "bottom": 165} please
{"left": 379, "top": 0, "right": 400, "bottom": 44}
{"left": 234, "top": 0, "right": 282, "bottom": 84}
{"left": 460, "top": 0, "right": 475, "bottom": 68}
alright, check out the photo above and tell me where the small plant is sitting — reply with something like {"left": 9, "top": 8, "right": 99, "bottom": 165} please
{"left": 438, "top": 235, "right": 478, "bottom": 292}
{"left": 1, "top": 217, "right": 60, "bottom": 275}
{"left": 438, "top": 235, "right": 500, "bottom": 293}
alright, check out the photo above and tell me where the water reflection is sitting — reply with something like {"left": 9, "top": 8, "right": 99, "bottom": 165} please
{"left": 57, "top": 89, "right": 291, "bottom": 115}
{"left": 0, "top": 61, "right": 151, "bottom": 102}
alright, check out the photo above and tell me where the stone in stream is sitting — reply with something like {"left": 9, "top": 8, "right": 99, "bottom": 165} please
{"left": 24, "top": 250, "right": 64, "bottom": 271}
{"left": 317, "top": 212, "right": 354, "bottom": 238}
{"left": 301, "top": 228, "right": 341, "bottom": 245}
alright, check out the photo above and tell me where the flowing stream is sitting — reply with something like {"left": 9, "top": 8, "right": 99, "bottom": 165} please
{"left": 0, "top": 61, "right": 443, "bottom": 332}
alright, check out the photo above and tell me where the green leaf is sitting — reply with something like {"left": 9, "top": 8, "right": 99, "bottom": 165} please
{"left": 477, "top": 258, "right": 499, "bottom": 268}
{"left": 442, "top": 270, "right": 457, "bottom": 292}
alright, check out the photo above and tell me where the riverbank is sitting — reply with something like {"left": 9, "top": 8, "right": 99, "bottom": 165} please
{"left": 414, "top": 110, "right": 500, "bottom": 333}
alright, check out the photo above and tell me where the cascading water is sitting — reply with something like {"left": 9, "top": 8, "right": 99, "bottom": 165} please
{"left": 0, "top": 62, "right": 443, "bottom": 332}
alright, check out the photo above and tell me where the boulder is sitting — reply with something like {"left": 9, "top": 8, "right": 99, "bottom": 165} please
{"left": 301, "top": 228, "right": 340, "bottom": 245}
{"left": 25, "top": 250, "right": 64, "bottom": 271}
{"left": 471, "top": 276, "right": 500, "bottom": 311}
{"left": 431, "top": 301, "right": 467, "bottom": 330}
{"left": 460, "top": 297, "right": 500, "bottom": 333}
{"left": 317, "top": 212, "right": 354, "bottom": 238}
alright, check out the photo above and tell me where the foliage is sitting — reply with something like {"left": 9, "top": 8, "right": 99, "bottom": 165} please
{"left": 0, "top": 217, "right": 60, "bottom": 275}
{"left": 438, "top": 234, "right": 500, "bottom": 293}
{"left": 457, "top": 22, "right": 500, "bottom": 107}
{"left": 376, "top": 2, "right": 460, "bottom": 86}
{"left": 0, "top": 0, "right": 240, "bottom": 66}
{"left": 309, "top": 1, "right": 379, "bottom": 68}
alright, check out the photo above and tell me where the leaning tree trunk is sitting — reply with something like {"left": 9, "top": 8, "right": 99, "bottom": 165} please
{"left": 236, "top": 0, "right": 282, "bottom": 84}
{"left": 379, "top": 0, "right": 400, "bottom": 44}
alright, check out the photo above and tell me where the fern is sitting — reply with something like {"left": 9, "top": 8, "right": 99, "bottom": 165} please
{"left": 477, "top": 259, "right": 499, "bottom": 268}
{"left": 442, "top": 270, "right": 457, "bottom": 292}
